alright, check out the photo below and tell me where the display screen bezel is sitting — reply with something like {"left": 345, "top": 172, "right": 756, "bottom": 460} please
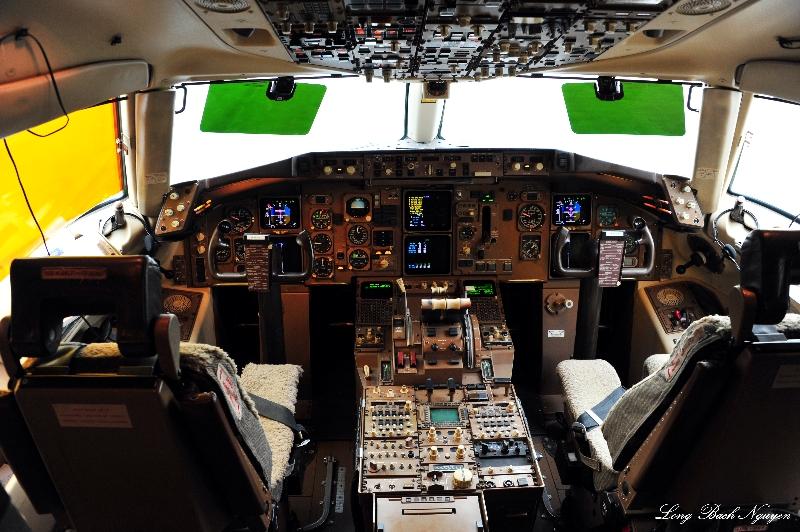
{"left": 404, "top": 190, "right": 453, "bottom": 232}
{"left": 259, "top": 197, "right": 301, "bottom": 229}
{"left": 551, "top": 193, "right": 592, "bottom": 226}
{"left": 403, "top": 234, "right": 451, "bottom": 275}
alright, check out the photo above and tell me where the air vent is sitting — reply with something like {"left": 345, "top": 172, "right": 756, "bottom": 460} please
{"left": 194, "top": 0, "right": 250, "bottom": 13}
{"left": 676, "top": 0, "right": 731, "bottom": 16}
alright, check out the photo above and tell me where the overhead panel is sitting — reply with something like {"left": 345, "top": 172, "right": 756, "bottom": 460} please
{"left": 256, "top": 0, "right": 675, "bottom": 81}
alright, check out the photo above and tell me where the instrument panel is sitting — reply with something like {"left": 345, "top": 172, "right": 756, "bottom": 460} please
{"left": 185, "top": 182, "right": 661, "bottom": 286}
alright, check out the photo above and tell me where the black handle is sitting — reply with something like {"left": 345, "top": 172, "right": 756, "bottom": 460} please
{"left": 270, "top": 230, "right": 314, "bottom": 283}
{"left": 553, "top": 227, "right": 596, "bottom": 277}
{"left": 620, "top": 217, "right": 656, "bottom": 278}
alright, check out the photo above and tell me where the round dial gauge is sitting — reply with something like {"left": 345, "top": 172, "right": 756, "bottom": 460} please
{"left": 312, "top": 233, "right": 333, "bottom": 254}
{"left": 656, "top": 287, "right": 684, "bottom": 307}
{"left": 346, "top": 196, "right": 370, "bottom": 218}
{"left": 313, "top": 256, "right": 334, "bottom": 278}
{"left": 518, "top": 204, "right": 544, "bottom": 230}
{"left": 163, "top": 294, "right": 192, "bottom": 314}
{"left": 234, "top": 238, "right": 246, "bottom": 262}
{"left": 311, "top": 208, "right": 333, "bottom": 230}
{"left": 624, "top": 233, "right": 639, "bottom": 255}
{"left": 520, "top": 235, "right": 541, "bottom": 260}
{"left": 228, "top": 207, "right": 253, "bottom": 233}
{"left": 217, "top": 219, "right": 233, "bottom": 234}
{"left": 348, "top": 224, "right": 369, "bottom": 246}
{"left": 348, "top": 249, "right": 369, "bottom": 269}
{"left": 214, "top": 237, "right": 232, "bottom": 263}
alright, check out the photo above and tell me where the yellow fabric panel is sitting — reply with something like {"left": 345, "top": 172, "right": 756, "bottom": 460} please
{"left": 0, "top": 105, "right": 122, "bottom": 278}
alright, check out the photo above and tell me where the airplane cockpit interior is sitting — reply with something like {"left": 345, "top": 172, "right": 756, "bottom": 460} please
{"left": 2, "top": 1, "right": 800, "bottom": 531}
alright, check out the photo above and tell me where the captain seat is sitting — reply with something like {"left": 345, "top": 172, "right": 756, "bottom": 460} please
{"left": 557, "top": 230, "right": 800, "bottom": 513}
{"left": 0, "top": 256, "right": 304, "bottom": 531}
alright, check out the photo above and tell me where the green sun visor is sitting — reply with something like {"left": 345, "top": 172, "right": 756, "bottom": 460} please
{"left": 200, "top": 81, "right": 326, "bottom": 135}
{"left": 562, "top": 82, "right": 686, "bottom": 135}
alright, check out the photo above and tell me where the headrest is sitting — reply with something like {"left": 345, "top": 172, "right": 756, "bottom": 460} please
{"left": 739, "top": 230, "right": 800, "bottom": 324}
{"left": 10, "top": 256, "right": 162, "bottom": 358}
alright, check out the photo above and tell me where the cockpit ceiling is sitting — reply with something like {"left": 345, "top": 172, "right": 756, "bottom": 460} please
{"left": 257, "top": 1, "right": 675, "bottom": 80}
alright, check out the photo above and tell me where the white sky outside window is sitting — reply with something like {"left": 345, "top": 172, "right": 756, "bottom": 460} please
{"left": 171, "top": 77, "right": 700, "bottom": 183}
{"left": 729, "top": 96, "right": 800, "bottom": 218}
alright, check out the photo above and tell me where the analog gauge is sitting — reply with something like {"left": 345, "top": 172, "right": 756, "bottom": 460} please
{"left": 312, "top": 233, "right": 333, "bottom": 254}
{"left": 458, "top": 224, "right": 476, "bottom": 241}
{"left": 346, "top": 196, "right": 370, "bottom": 218}
{"left": 163, "top": 294, "right": 192, "bottom": 314}
{"left": 228, "top": 207, "right": 254, "bottom": 233}
{"left": 313, "top": 256, "right": 334, "bottom": 278}
{"left": 311, "top": 208, "right": 333, "bottom": 230}
{"left": 520, "top": 234, "right": 542, "bottom": 261}
{"left": 348, "top": 249, "right": 369, "bottom": 270}
{"left": 234, "top": 238, "right": 246, "bottom": 262}
{"left": 656, "top": 287, "right": 685, "bottom": 307}
{"left": 518, "top": 204, "right": 545, "bottom": 230}
{"left": 624, "top": 232, "right": 639, "bottom": 255}
{"left": 214, "top": 237, "right": 232, "bottom": 263}
{"left": 598, "top": 205, "right": 619, "bottom": 227}
{"left": 348, "top": 224, "right": 369, "bottom": 246}
{"left": 217, "top": 219, "right": 233, "bottom": 234}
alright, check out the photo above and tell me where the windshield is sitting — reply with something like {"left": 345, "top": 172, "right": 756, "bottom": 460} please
{"left": 729, "top": 96, "right": 800, "bottom": 219}
{"left": 171, "top": 77, "right": 700, "bottom": 183}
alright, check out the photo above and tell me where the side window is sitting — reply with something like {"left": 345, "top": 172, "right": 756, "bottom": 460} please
{"left": 0, "top": 104, "right": 123, "bottom": 278}
{"left": 729, "top": 97, "right": 800, "bottom": 219}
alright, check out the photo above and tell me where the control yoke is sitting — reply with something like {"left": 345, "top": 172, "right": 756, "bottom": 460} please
{"left": 553, "top": 217, "right": 655, "bottom": 279}
{"left": 208, "top": 229, "right": 314, "bottom": 283}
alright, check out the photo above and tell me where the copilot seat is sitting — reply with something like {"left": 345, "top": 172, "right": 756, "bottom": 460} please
{"left": 557, "top": 229, "right": 800, "bottom": 513}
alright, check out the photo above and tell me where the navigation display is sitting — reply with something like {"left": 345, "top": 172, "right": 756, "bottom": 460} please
{"left": 464, "top": 280, "right": 496, "bottom": 297}
{"left": 260, "top": 198, "right": 300, "bottom": 229}
{"left": 404, "top": 235, "right": 451, "bottom": 275}
{"left": 552, "top": 194, "right": 591, "bottom": 226}
{"left": 405, "top": 190, "right": 452, "bottom": 232}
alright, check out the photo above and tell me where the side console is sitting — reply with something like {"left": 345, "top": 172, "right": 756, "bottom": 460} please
{"left": 356, "top": 383, "right": 543, "bottom": 531}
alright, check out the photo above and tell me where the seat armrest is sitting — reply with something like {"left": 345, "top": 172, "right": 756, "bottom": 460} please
{"left": 556, "top": 359, "right": 621, "bottom": 421}
{"left": 642, "top": 354, "right": 670, "bottom": 380}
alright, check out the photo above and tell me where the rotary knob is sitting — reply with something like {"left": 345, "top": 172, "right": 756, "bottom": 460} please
{"left": 452, "top": 468, "right": 473, "bottom": 489}
{"left": 455, "top": 445, "right": 466, "bottom": 460}
{"left": 428, "top": 446, "right": 439, "bottom": 461}
{"left": 454, "top": 427, "right": 463, "bottom": 441}
{"left": 427, "top": 427, "right": 437, "bottom": 442}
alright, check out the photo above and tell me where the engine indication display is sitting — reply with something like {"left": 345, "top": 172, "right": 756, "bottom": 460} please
{"left": 404, "top": 235, "right": 451, "bottom": 275}
{"left": 260, "top": 198, "right": 300, "bottom": 229}
{"left": 552, "top": 194, "right": 592, "bottom": 226}
{"left": 405, "top": 190, "right": 452, "bottom": 232}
